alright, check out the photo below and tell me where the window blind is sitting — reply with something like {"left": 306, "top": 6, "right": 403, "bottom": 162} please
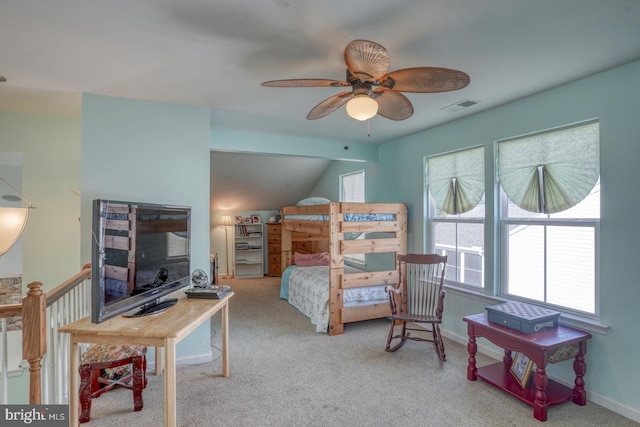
{"left": 427, "top": 146, "right": 484, "bottom": 215}
{"left": 341, "top": 171, "right": 365, "bottom": 202}
{"left": 498, "top": 121, "right": 599, "bottom": 213}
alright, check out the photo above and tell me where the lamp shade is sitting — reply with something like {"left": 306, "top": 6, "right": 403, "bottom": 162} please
{"left": 346, "top": 95, "right": 378, "bottom": 121}
{"left": 0, "top": 207, "right": 29, "bottom": 257}
{"left": 221, "top": 214, "right": 233, "bottom": 227}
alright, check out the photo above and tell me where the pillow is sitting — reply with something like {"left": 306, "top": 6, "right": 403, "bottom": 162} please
{"left": 297, "top": 197, "right": 331, "bottom": 206}
{"left": 294, "top": 251, "right": 330, "bottom": 266}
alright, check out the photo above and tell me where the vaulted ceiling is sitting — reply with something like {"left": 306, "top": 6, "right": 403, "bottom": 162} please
{"left": 210, "top": 152, "right": 331, "bottom": 212}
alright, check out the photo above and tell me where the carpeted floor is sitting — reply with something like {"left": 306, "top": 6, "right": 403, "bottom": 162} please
{"left": 84, "top": 276, "right": 638, "bottom": 427}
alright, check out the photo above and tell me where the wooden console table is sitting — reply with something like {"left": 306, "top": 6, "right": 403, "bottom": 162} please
{"left": 60, "top": 292, "right": 233, "bottom": 427}
{"left": 463, "top": 312, "right": 591, "bottom": 422}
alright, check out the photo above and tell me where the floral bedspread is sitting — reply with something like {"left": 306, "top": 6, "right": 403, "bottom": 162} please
{"left": 284, "top": 265, "right": 388, "bottom": 333}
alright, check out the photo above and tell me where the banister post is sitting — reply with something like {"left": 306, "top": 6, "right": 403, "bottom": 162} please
{"left": 22, "top": 281, "right": 46, "bottom": 405}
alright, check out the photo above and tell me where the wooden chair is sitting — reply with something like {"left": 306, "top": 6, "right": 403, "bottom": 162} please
{"left": 78, "top": 344, "right": 148, "bottom": 423}
{"left": 385, "top": 253, "right": 448, "bottom": 361}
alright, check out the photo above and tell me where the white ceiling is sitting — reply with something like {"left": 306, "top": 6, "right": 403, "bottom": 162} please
{"left": 2, "top": 1, "right": 640, "bottom": 211}
{"left": 211, "top": 151, "right": 331, "bottom": 212}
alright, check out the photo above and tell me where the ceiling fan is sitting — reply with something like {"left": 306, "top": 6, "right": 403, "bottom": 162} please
{"left": 261, "top": 39, "right": 470, "bottom": 121}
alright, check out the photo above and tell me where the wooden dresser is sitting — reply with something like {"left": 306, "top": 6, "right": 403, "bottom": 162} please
{"left": 266, "top": 223, "right": 283, "bottom": 277}
{"left": 266, "top": 222, "right": 330, "bottom": 277}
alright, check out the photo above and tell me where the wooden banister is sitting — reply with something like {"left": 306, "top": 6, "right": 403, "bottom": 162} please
{"left": 21, "top": 281, "right": 46, "bottom": 404}
{"left": 0, "top": 264, "right": 92, "bottom": 405}
{"left": 0, "top": 304, "right": 22, "bottom": 318}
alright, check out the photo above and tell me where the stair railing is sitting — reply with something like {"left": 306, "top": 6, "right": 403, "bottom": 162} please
{"left": 0, "top": 264, "right": 91, "bottom": 404}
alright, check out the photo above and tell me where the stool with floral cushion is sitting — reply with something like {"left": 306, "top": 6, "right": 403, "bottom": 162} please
{"left": 78, "top": 344, "right": 148, "bottom": 423}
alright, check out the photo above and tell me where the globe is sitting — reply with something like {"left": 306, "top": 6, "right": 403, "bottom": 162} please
{"left": 191, "top": 269, "right": 209, "bottom": 288}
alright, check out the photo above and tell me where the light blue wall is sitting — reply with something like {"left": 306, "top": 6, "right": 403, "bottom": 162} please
{"left": 0, "top": 113, "right": 81, "bottom": 286}
{"left": 80, "top": 94, "right": 213, "bottom": 363}
{"left": 345, "top": 59, "right": 638, "bottom": 420}
{"left": 0, "top": 112, "right": 82, "bottom": 403}
{"left": 310, "top": 160, "right": 398, "bottom": 204}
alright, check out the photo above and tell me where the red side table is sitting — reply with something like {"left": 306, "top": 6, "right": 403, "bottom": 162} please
{"left": 464, "top": 312, "right": 592, "bottom": 421}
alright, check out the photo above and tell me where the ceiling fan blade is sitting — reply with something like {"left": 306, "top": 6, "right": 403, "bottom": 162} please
{"left": 377, "top": 67, "right": 470, "bottom": 93}
{"left": 344, "top": 39, "right": 391, "bottom": 82}
{"left": 307, "top": 92, "right": 353, "bottom": 120}
{"left": 373, "top": 90, "right": 414, "bottom": 121}
{"left": 261, "top": 79, "right": 349, "bottom": 88}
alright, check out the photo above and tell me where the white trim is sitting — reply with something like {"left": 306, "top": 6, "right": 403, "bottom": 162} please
{"left": 146, "top": 349, "right": 213, "bottom": 371}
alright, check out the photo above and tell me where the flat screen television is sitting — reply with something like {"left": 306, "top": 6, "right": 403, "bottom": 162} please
{"left": 91, "top": 199, "right": 191, "bottom": 323}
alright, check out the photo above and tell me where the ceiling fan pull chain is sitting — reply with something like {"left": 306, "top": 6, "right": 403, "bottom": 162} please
{"left": 343, "top": 111, "right": 350, "bottom": 150}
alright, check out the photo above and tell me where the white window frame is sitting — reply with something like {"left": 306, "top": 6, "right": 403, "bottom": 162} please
{"left": 426, "top": 147, "right": 485, "bottom": 289}
{"left": 497, "top": 121, "right": 600, "bottom": 319}
{"left": 499, "top": 186, "right": 600, "bottom": 318}
{"left": 340, "top": 170, "right": 365, "bottom": 203}
{"left": 428, "top": 213, "right": 485, "bottom": 288}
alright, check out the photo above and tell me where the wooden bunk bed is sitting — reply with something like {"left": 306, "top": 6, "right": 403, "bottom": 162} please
{"left": 281, "top": 201, "right": 407, "bottom": 335}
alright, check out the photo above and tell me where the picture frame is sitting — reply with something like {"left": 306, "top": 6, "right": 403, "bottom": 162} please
{"left": 235, "top": 215, "right": 243, "bottom": 225}
{"left": 251, "top": 214, "right": 261, "bottom": 224}
{"left": 510, "top": 352, "right": 534, "bottom": 388}
{"left": 243, "top": 217, "right": 253, "bottom": 224}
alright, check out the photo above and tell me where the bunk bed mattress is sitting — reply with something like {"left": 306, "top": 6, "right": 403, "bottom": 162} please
{"left": 285, "top": 213, "right": 396, "bottom": 221}
{"left": 281, "top": 265, "right": 388, "bottom": 333}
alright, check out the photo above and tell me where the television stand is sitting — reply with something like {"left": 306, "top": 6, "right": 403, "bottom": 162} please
{"left": 60, "top": 292, "right": 234, "bottom": 426}
{"left": 124, "top": 298, "right": 178, "bottom": 318}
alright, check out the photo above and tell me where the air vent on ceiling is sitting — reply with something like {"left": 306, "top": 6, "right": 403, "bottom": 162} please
{"left": 441, "top": 99, "right": 480, "bottom": 113}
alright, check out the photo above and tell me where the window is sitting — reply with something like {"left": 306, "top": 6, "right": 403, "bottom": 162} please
{"left": 341, "top": 170, "right": 365, "bottom": 263}
{"left": 427, "top": 147, "right": 485, "bottom": 288}
{"left": 340, "top": 170, "right": 365, "bottom": 203}
{"left": 498, "top": 120, "right": 600, "bottom": 316}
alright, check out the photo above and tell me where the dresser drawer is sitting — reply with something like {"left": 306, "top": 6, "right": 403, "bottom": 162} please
{"left": 268, "top": 235, "right": 282, "bottom": 246}
{"left": 268, "top": 245, "right": 281, "bottom": 254}
{"left": 267, "top": 264, "right": 281, "bottom": 277}
{"left": 268, "top": 253, "right": 281, "bottom": 265}
{"left": 267, "top": 224, "right": 281, "bottom": 234}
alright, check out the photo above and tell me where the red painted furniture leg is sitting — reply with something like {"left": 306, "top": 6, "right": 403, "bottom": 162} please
{"left": 467, "top": 334, "right": 478, "bottom": 381}
{"left": 78, "top": 364, "right": 92, "bottom": 423}
{"left": 572, "top": 341, "right": 588, "bottom": 405}
{"left": 132, "top": 355, "right": 145, "bottom": 412}
{"left": 533, "top": 364, "right": 549, "bottom": 421}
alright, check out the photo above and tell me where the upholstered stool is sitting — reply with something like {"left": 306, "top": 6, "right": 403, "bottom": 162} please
{"left": 79, "top": 344, "right": 147, "bottom": 423}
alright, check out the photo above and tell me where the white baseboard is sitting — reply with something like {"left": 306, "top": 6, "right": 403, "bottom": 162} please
{"left": 146, "top": 350, "right": 213, "bottom": 371}
{"left": 441, "top": 328, "right": 640, "bottom": 424}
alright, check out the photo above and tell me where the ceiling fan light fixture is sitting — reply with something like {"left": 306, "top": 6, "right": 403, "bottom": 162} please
{"left": 262, "top": 40, "right": 469, "bottom": 121}
{"left": 346, "top": 95, "right": 378, "bottom": 121}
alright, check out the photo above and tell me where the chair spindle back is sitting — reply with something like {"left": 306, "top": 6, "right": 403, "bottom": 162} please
{"left": 399, "top": 254, "right": 447, "bottom": 319}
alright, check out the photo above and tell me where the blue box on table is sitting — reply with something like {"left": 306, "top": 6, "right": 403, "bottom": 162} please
{"left": 486, "top": 301, "right": 559, "bottom": 334}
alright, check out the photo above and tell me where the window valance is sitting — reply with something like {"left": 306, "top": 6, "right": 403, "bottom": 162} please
{"left": 427, "top": 146, "right": 484, "bottom": 215}
{"left": 497, "top": 121, "right": 599, "bottom": 213}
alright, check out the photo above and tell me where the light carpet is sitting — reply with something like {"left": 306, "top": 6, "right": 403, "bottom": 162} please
{"left": 83, "top": 276, "right": 638, "bottom": 427}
